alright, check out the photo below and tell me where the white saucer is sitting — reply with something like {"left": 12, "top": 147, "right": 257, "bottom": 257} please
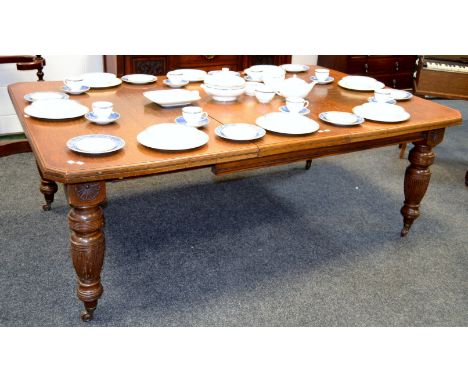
{"left": 175, "top": 115, "right": 209, "bottom": 128}
{"left": 67, "top": 134, "right": 125, "bottom": 154}
{"left": 388, "top": 89, "right": 413, "bottom": 101}
{"left": 85, "top": 111, "right": 120, "bottom": 125}
{"left": 122, "top": 74, "right": 157, "bottom": 84}
{"left": 279, "top": 105, "right": 310, "bottom": 115}
{"left": 368, "top": 96, "right": 397, "bottom": 105}
{"left": 310, "top": 76, "right": 334, "bottom": 85}
{"left": 62, "top": 85, "right": 90, "bottom": 95}
{"left": 215, "top": 123, "right": 266, "bottom": 141}
{"left": 281, "top": 64, "right": 310, "bottom": 73}
{"left": 319, "top": 111, "right": 364, "bottom": 126}
{"left": 24, "top": 92, "right": 69, "bottom": 102}
{"left": 163, "top": 79, "right": 189, "bottom": 88}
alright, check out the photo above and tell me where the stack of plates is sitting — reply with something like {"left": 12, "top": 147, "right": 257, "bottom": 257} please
{"left": 122, "top": 74, "right": 157, "bottom": 84}
{"left": 170, "top": 69, "right": 207, "bottom": 82}
{"left": 338, "top": 76, "right": 385, "bottom": 91}
{"left": 281, "top": 64, "right": 310, "bottom": 73}
{"left": 143, "top": 90, "right": 201, "bottom": 107}
{"left": 67, "top": 134, "right": 125, "bottom": 154}
{"left": 82, "top": 72, "right": 122, "bottom": 88}
{"left": 24, "top": 92, "right": 69, "bottom": 102}
{"left": 215, "top": 123, "right": 265, "bottom": 141}
{"left": 352, "top": 103, "right": 410, "bottom": 123}
{"left": 137, "top": 123, "right": 209, "bottom": 150}
{"left": 319, "top": 111, "right": 364, "bottom": 126}
{"left": 24, "top": 99, "right": 89, "bottom": 119}
{"left": 256, "top": 112, "right": 319, "bottom": 135}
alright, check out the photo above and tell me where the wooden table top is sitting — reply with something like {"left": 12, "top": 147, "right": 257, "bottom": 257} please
{"left": 8, "top": 65, "right": 462, "bottom": 183}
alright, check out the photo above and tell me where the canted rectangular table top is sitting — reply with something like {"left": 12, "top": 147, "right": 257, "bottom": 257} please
{"left": 8, "top": 66, "right": 462, "bottom": 183}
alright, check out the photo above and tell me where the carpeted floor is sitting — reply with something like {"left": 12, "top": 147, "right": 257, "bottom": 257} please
{"left": 0, "top": 99, "right": 467, "bottom": 327}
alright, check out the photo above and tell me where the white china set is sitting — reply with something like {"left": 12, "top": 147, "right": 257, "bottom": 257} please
{"left": 23, "top": 65, "right": 415, "bottom": 155}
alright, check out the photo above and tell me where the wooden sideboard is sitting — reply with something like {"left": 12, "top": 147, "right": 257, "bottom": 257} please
{"left": 317, "top": 55, "right": 417, "bottom": 90}
{"left": 104, "top": 55, "right": 292, "bottom": 77}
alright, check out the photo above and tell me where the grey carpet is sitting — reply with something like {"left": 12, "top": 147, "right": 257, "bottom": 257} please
{"left": 0, "top": 99, "right": 467, "bottom": 327}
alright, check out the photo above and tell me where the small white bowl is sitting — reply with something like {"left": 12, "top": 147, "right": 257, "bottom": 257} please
{"left": 255, "top": 86, "right": 276, "bottom": 104}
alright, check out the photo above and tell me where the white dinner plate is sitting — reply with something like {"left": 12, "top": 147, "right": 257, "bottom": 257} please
{"left": 319, "top": 111, "right": 364, "bottom": 126}
{"left": 256, "top": 112, "right": 320, "bottom": 135}
{"left": 81, "top": 72, "right": 121, "bottom": 88}
{"left": 338, "top": 75, "right": 385, "bottom": 91}
{"left": 352, "top": 103, "right": 410, "bottom": 123}
{"left": 24, "top": 99, "right": 89, "bottom": 120}
{"left": 24, "top": 92, "right": 69, "bottom": 102}
{"left": 388, "top": 89, "right": 413, "bottom": 101}
{"left": 137, "top": 123, "right": 209, "bottom": 150}
{"left": 215, "top": 123, "right": 265, "bottom": 141}
{"left": 170, "top": 69, "right": 207, "bottom": 82}
{"left": 67, "top": 134, "right": 125, "bottom": 154}
{"left": 122, "top": 74, "right": 157, "bottom": 84}
{"left": 281, "top": 64, "right": 310, "bottom": 73}
{"left": 143, "top": 89, "right": 201, "bottom": 107}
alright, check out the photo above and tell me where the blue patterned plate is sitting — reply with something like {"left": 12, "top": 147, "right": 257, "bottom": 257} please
{"left": 85, "top": 111, "right": 120, "bottom": 125}
{"left": 368, "top": 96, "right": 397, "bottom": 105}
{"left": 62, "top": 85, "right": 90, "bottom": 95}
{"left": 67, "top": 134, "right": 125, "bottom": 154}
{"left": 310, "top": 76, "right": 334, "bottom": 85}
{"left": 279, "top": 105, "right": 310, "bottom": 115}
{"left": 319, "top": 111, "right": 364, "bottom": 126}
{"left": 175, "top": 115, "right": 209, "bottom": 128}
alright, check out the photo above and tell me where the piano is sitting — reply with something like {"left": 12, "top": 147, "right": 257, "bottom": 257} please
{"left": 414, "top": 55, "right": 468, "bottom": 100}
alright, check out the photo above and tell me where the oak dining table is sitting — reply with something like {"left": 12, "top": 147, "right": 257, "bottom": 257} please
{"left": 7, "top": 65, "right": 462, "bottom": 321}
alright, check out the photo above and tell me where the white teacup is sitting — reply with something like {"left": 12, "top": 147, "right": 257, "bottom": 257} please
{"left": 286, "top": 97, "right": 309, "bottom": 113}
{"left": 92, "top": 101, "right": 113, "bottom": 120}
{"left": 255, "top": 86, "right": 276, "bottom": 104}
{"left": 315, "top": 69, "right": 329, "bottom": 82}
{"left": 64, "top": 77, "right": 84, "bottom": 91}
{"left": 245, "top": 68, "right": 263, "bottom": 82}
{"left": 167, "top": 71, "right": 184, "bottom": 84}
{"left": 182, "top": 106, "right": 207, "bottom": 125}
{"left": 374, "top": 88, "right": 393, "bottom": 103}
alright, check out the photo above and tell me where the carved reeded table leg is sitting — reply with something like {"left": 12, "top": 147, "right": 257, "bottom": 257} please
{"left": 400, "top": 129, "right": 445, "bottom": 237}
{"left": 65, "top": 181, "right": 106, "bottom": 321}
{"left": 39, "top": 178, "right": 58, "bottom": 211}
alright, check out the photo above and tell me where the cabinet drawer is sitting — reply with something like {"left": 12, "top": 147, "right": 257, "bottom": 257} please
{"left": 172, "top": 55, "right": 240, "bottom": 69}
{"left": 373, "top": 73, "right": 414, "bottom": 89}
{"left": 367, "top": 56, "right": 416, "bottom": 74}
{"left": 125, "top": 56, "right": 168, "bottom": 75}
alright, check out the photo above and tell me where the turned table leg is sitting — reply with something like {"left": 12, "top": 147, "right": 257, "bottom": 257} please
{"left": 400, "top": 129, "right": 445, "bottom": 237}
{"left": 65, "top": 181, "right": 106, "bottom": 321}
{"left": 305, "top": 159, "right": 312, "bottom": 170}
{"left": 39, "top": 178, "right": 58, "bottom": 211}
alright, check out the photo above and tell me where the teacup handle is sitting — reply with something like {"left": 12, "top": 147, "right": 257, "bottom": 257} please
{"left": 303, "top": 100, "right": 309, "bottom": 108}
{"left": 201, "top": 112, "right": 208, "bottom": 119}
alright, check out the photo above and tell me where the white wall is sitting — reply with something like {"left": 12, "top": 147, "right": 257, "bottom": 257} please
{"left": 0, "top": 55, "right": 103, "bottom": 135}
{"left": 292, "top": 55, "right": 318, "bottom": 65}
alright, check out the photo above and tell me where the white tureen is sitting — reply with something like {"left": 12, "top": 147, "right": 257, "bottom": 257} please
{"left": 201, "top": 68, "right": 246, "bottom": 102}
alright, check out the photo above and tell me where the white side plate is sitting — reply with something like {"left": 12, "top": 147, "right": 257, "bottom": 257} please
{"left": 338, "top": 75, "right": 385, "bottom": 91}
{"left": 215, "top": 123, "right": 265, "bottom": 141}
{"left": 122, "top": 74, "right": 157, "bottom": 84}
{"left": 319, "top": 111, "right": 364, "bottom": 126}
{"left": 170, "top": 69, "right": 207, "bottom": 82}
{"left": 24, "top": 92, "right": 69, "bottom": 102}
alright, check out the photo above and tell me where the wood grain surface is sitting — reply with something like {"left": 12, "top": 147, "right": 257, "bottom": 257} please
{"left": 8, "top": 66, "right": 462, "bottom": 183}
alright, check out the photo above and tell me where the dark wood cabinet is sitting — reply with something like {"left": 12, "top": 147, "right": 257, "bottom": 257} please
{"left": 104, "top": 55, "right": 292, "bottom": 78}
{"left": 317, "top": 55, "right": 417, "bottom": 89}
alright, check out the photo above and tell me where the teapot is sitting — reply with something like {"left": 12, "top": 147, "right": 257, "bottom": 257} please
{"left": 269, "top": 74, "right": 318, "bottom": 98}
